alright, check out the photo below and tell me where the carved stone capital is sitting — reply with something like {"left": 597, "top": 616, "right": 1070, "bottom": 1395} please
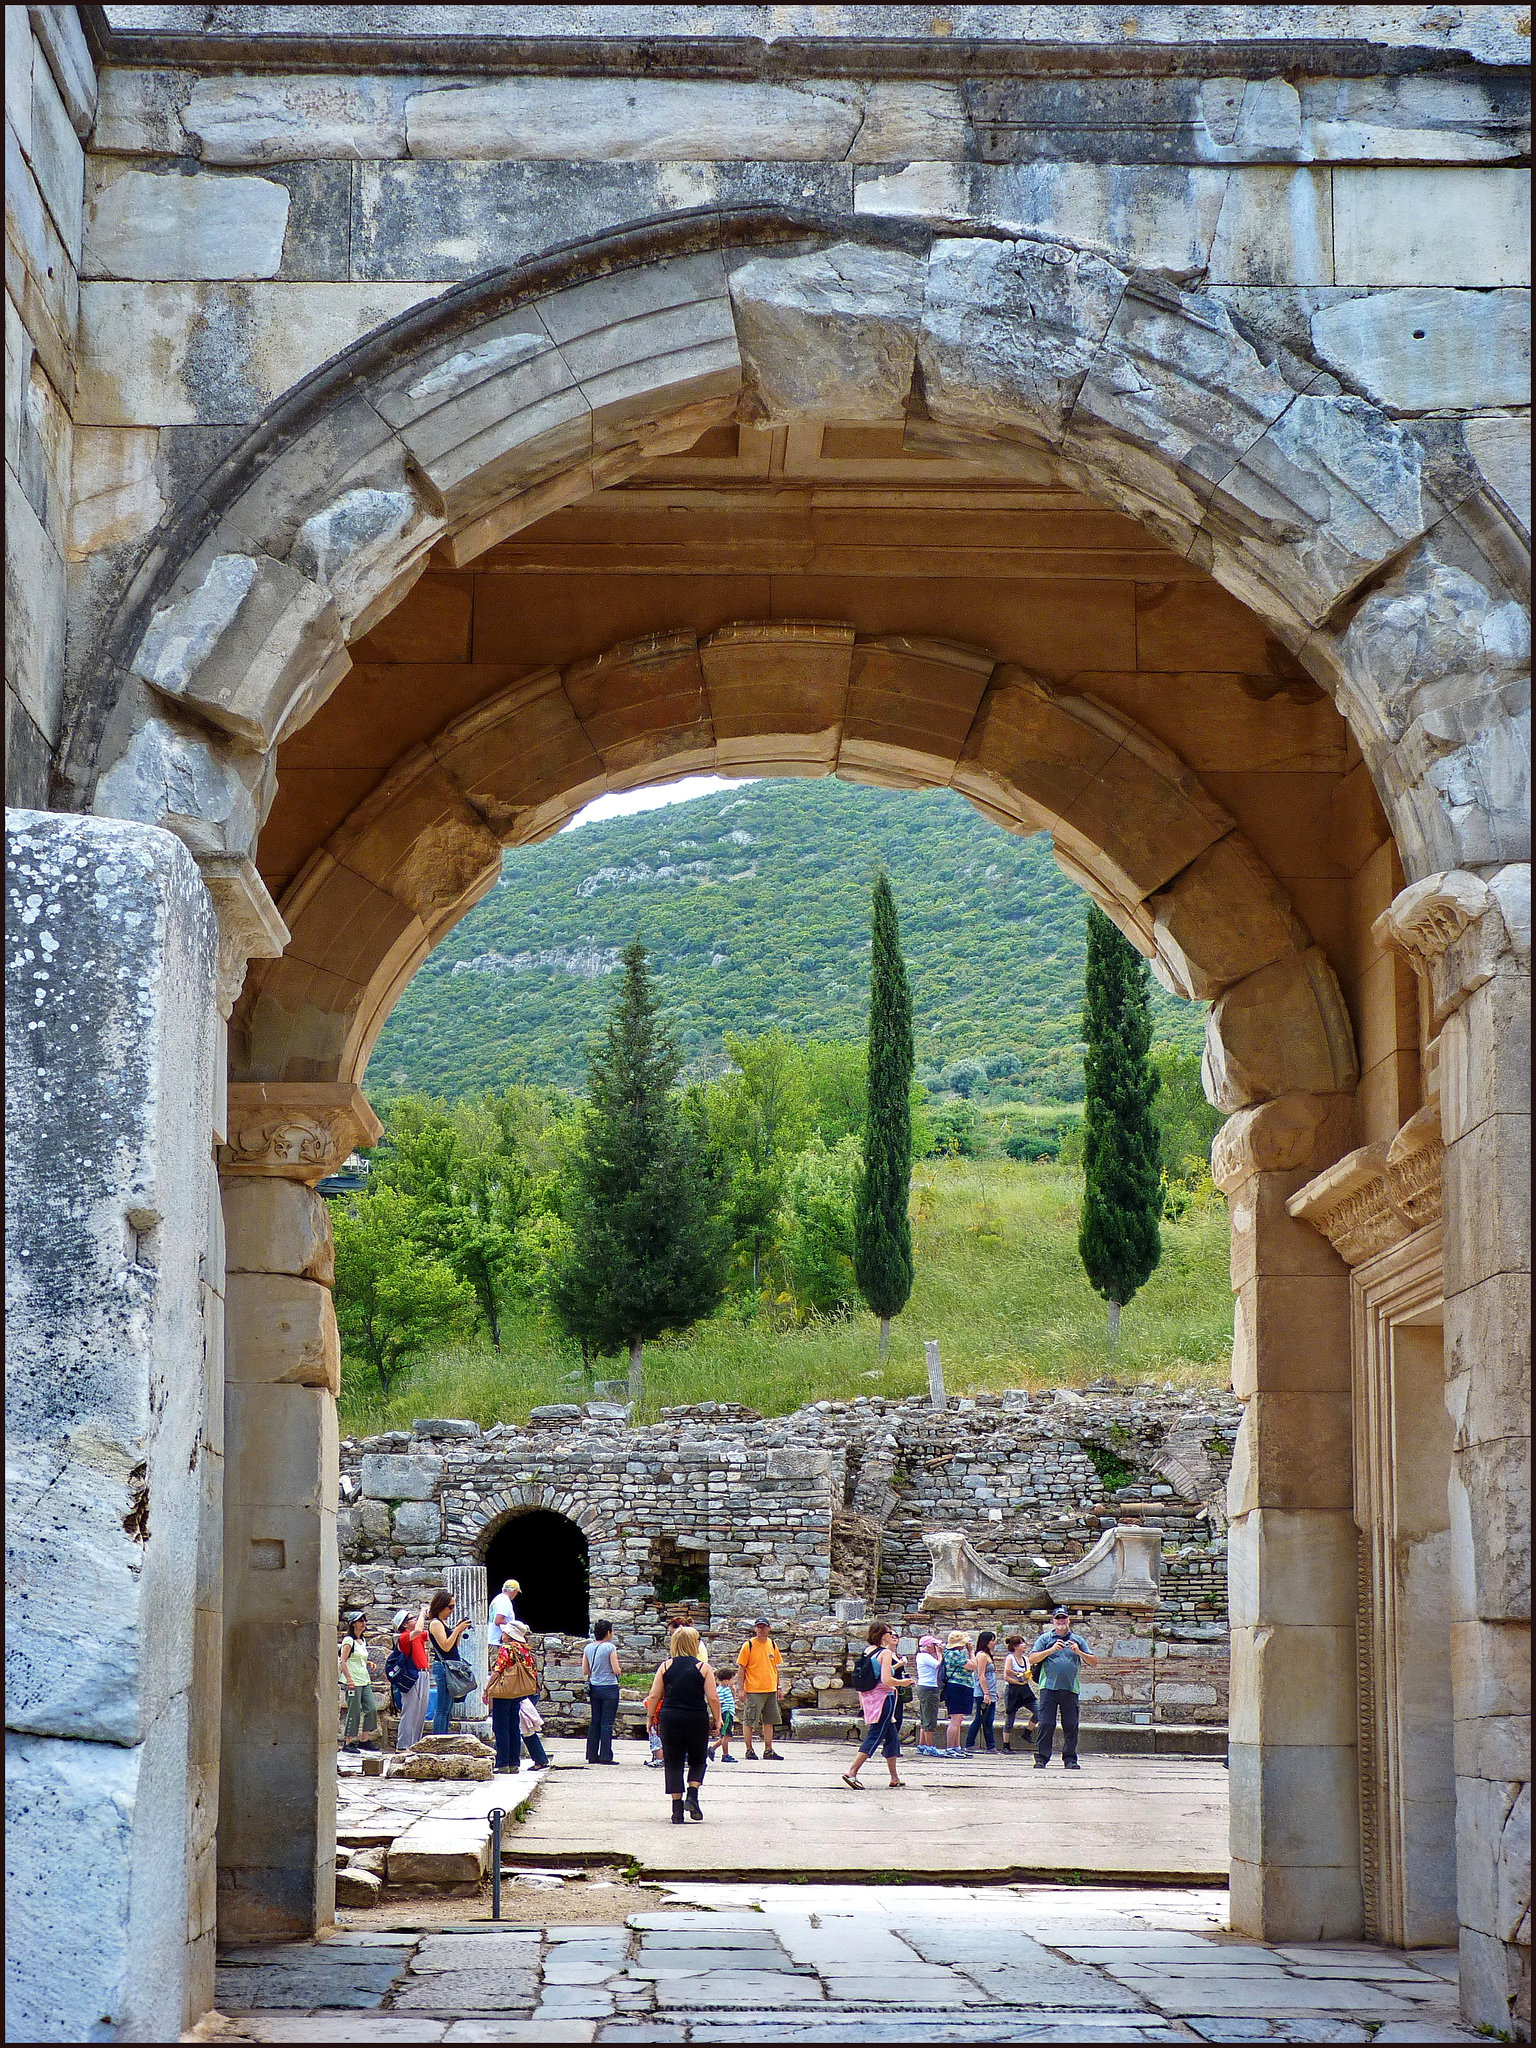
{"left": 189, "top": 851, "right": 289, "bottom": 1019}
{"left": 1210, "top": 1091, "right": 1356, "bottom": 1195}
{"left": 1286, "top": 1106, "right": 1444, "bottom": 1266}
{"left": 1373, "top": 864, "right": 1531, "bottom": 1031}
{"left": 219, "top": 1082, "right": 382, "bottom": 1185}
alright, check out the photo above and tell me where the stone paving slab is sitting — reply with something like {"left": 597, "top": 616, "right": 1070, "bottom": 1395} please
{"left": 209, "top": 1879, "right": 1484, "bottom": 2043}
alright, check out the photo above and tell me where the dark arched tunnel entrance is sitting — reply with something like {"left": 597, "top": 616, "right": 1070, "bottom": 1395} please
{"left": 482, "top": 1510, "right": 590, "bottom": 1635}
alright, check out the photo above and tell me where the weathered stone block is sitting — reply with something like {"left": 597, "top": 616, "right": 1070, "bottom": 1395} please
{"left": 225, "top": 1272, "right": 340, "bottom": 1394}
{"left": 4, "top": 464, "right": 66, "bottom": 746}
{"left": 1228, "top": 1855, "right": 1366, "bottom": 1945}
{"left": 1227, "top": 1623, "right": 1356, "bottom": 1747}
{"left": 222, "top": 1177, "right": 334, "bottom": 1284}
{"left": 67, "top": 424, "right": 165, "bottom": 557}
{"left": 183, "top": 73, "right": 408, "bottom": 163}
{"left": 1226, "top": 1509, "right": 1357, "bottom": 1629}
{"left": 404, "top": 76, "right": 862, "bottom": 160}
{"left": 25, "top": 43, "right": 85, "bottom": 267}
{"left": 335, "top": 1865, "right": 384, "bottom": 1904}
{"left": 393, "top": 1500, "right": 442, "bottom": 1546}
{"left": 1443, "top": 1111, "right": 1531, "bottom": 1295}
{"left": 1227, "top": 1394, "right": 1353, "bottom": 1516}
{"left": 1228, "top": 1739, "right": 1361, "bottom": 1872}
{"left": 1229, "top": 1273, "right": 1351, "bottom": 1398}
{"left": 84, "top": 166, "right": 290, "bottom": 282}
{"left": 1148, "top": 832, "right": 1311, "bottom": 1002}
{"left": 360, "top": 1453, "right": 444, "bottom": 1502}
{"left": 92, "top": 706, "right": 273, "bottom": 861}
{"left": 1206, "top": 167, "right": 1332, "bottom": 286}
{"left": 1311, "top": 288, "right": 1530, "bottom": 413}
{"left": 1332, "top": 167, "right": 1532, "bottom": 286}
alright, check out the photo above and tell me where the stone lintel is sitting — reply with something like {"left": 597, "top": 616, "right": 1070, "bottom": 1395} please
{"left": 1373, "top": 864, "right": 1532, "bottom": 1034}
{"left": 219, "top": 1082, "right": 382, "bottom": 1185}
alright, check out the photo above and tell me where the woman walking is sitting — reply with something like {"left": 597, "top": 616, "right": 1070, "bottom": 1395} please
{"left": 395, "top": 1604, "right": 432, "bottom": 1751}
{"left": 964, "top": 1630, "right": 999, "bottom": 1753}
{"left": 942, "top": 1631, "right": 973, "bottom": 1752}
{"left": 1001, "top": 1635, "right": 1038, "bottom": 1752}
{"left": 842, "top": 1622, "right": 910, "bottom": 1791}
{"left": 338, "top": 1615, "right": 381, "bottom": 1753}
{"left": 644, "top": 1626, "right": 722, "bottom": 1825}
{"left": 426, "top": 1589, "right": 470, "bottom": 1737}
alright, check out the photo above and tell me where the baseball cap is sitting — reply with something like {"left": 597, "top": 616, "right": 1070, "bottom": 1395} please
{"left": 1052, "top": 1606, "right": 1071, "bottom": 1618}
{"left": 754, "top": 1616, "right": 771, "bottom": 1626}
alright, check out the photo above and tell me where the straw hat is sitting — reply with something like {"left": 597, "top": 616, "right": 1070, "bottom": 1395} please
{"left": 946, "top": 1630, "right": 971, "bottom": 1648}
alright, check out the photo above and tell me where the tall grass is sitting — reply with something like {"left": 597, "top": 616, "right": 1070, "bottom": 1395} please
{"left": 338, "top": 1158, "right": 1233, "bottom": 1436}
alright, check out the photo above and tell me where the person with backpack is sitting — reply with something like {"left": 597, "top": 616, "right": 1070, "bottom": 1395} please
{"left": 964, "top": 1630, "right": 999, "bottom": 1753}
{"left": 425, "top": 1588, "right": 472, "bottom": 1737}
{"left": 734, "top": 1619, "right": 785, "bottom": 1760}
{"left": 392, "top": 1604, "right": 432, "bottom": 1751}
{"left": 840, "top": 1622, "right": 911, "bottom": 1790}
{"left": 941, "top": 1631, "right": 973, "bottom": 1752}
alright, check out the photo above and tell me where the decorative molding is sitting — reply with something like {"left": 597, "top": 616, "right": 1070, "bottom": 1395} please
{"left": 1286, "top": 1108, "right": 1444, "bottom": 1267}
{"left": 192, "top": 853, "right": 289, "bottom": 1018}
{"left": 920, "top": 1531, "right": 1047, "bottom": 1613}
{"left": 1373, "top": 865, "right": 1531, "bottom": 1032}
{"left": 219, "top": 1082, "right": 383, "bottom": 1184}
{"left": 1209, "top": 1090, "right": 1356, "bottom": 1194}
{"left": 1043, "top": 1522, "right": 1163, "bottom": 1612}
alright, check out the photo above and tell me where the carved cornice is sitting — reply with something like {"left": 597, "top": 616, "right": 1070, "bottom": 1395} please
{"left": 1286, "top": 1107, "right": 1444, "bottom": 1266}
{"left": 192, "top": 853, "right": 289, "bottom": 1019}
{"left": 1373, "top": 865, "right": 1531, "bottom": 1032}
{"left": 1210, "top": 1090, "right": 1356, "bottom": 1195}
{"left": 219, "top": 1083, "right": 383, "bottom": 1184}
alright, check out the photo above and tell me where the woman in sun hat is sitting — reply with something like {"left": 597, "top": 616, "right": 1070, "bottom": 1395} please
{"left": 942, "top": 1630, "right": 974, "bottom": 1752}
{"left": 913, "top": 1635, "right": 944, "bottom": 1754}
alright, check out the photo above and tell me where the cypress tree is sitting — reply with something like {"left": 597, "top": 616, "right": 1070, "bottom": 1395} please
{"left": 854, "top": 873, "right": 915, "bottom": 1360}
{"left": 1078, "top": 904, "right": 1163, "bottom": 1347}
{"left": 550, "top": 941, "right": 725, "bottom": 1404}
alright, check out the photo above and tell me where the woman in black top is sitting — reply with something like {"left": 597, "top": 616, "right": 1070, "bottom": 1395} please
{"left": 644, "top": 1626, "right": 723, "bottom": 1824}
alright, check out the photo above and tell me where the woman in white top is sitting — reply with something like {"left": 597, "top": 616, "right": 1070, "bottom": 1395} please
{"left": 913, "top": 1635, "right": 944, "bottom": 1754}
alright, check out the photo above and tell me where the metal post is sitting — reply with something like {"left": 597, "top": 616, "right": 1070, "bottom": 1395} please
{"left": 925, "top": 1339, "right": 946, "bottom": 1410}
{"left": 489, "top": 1808, "right": 504, "bottom": 1921}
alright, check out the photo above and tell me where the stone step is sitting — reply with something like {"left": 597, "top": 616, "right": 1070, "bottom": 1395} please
{"left": 787, "top": 1716, "right": 1227, "bottom": 1756}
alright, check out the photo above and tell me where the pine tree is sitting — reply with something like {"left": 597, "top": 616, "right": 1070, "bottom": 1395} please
{"left": 854, "top": 874, "right": 915, "bottom": 1360}
{"left": 1078, "top": 904, "right": 1163, "bottom": 1347}
{"left": 549, "top": 940, "right": 726, "bottom": 1403}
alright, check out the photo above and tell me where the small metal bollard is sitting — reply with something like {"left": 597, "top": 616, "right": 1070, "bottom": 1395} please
{"left": 488, "top": 1807, "right": 504, "bottom": 1920}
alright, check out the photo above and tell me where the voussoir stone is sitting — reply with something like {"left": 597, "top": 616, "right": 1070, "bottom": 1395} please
{"left": 1310, "top": 287, "right": 1531, "bottom": 414}
{"left": 92, "top": 709, "right": 273, "bottom": 862}
{"left": 730, "top": 242, "right": 925, "bottom": 421}
{"left": 1203, "top": 946, "right": 1360, "bottom": 1112}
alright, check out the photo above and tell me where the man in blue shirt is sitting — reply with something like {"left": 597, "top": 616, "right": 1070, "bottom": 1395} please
{"left": 1027, "top": 1607, "right": 1096, "bottom": 1769}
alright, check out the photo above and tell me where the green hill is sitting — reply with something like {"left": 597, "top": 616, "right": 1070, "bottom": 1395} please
{"left": 368, "top": 778, "right": 1207, "bottom": 1101}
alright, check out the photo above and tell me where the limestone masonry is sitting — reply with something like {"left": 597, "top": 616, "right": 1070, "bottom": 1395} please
{"left": 339, "top": 1386, "right": 1237, "bottom": 1734}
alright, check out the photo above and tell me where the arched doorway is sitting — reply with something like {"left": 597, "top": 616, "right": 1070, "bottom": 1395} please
{"left": 483, "top": 1510, "right": 590, "bottom": 1637}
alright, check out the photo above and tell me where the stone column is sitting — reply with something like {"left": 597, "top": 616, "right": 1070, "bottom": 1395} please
{"left": 217, "top": 1083, "right": 381, "bottom": 1943}
{"left": 1376, "top": 868, "right": 1531, "bottom": 2036}
{"left": 1213, "top": 1090, "right": 1363, "bottom": 1941}
{"left": 446, "top": 1564, "right": 491, "bottom": 1727}
{"left": 6, "top": 812, "right": 219, "bottom": 2043}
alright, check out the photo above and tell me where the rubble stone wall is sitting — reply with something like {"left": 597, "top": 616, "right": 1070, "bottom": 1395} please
{"left": 339, "top": 1385, "right": 1239, "bottom": 1735}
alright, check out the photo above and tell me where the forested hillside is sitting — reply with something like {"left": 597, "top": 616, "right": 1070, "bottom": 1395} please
{"left": 369, "top": 779, "right": 1206, "bottom": 1101}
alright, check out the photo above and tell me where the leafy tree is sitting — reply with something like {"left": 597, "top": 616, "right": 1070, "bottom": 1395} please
{"left": 331, "top": 1185, "right": 478, "bottom": 1398}
{"left": 1151, "top": 1042, "right": 1225, "bottom": 1177}
{"left": 1078, "top": 905, "right": 1163, "bottom": 1347}
{"left": 778, "top": 1134, "right": 862, "bottom": 1318}
{"left": 854, "top": 874, "right": 915, "bottom": 1360}
{"left": 711, "top": 1028, "right": 812, "bottom": 1290}
{"left": 549, "top": 941, "right": 727, "bottom": 1401}
{"left": 928, "top": 1100, "right": 982, "bottom": 1158}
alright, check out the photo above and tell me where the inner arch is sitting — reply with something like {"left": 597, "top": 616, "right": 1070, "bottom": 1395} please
{"left": 483, "top": 1510, "right": 590, "bottom": 1637}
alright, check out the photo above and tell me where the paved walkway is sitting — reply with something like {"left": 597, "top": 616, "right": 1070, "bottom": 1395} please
{"left": 506, "top": 1740, "right": 1229, "bottom": 1882}
{"left": 206, "top": 1882, "right": 1475, "bottom": 2043}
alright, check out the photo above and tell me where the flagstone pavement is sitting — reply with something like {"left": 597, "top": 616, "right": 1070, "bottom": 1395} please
{"left": 203, "top": 1880, "right": 1477, "bottom": 2044}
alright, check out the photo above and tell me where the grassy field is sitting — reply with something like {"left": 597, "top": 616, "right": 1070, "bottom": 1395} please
{"left": 337, "top": 1158, "right": 1233, "bottom": 1436}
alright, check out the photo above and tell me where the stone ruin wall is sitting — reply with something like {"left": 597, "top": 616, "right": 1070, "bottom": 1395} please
{"left": 338, "top": 1386, "right": 1239, "bottom": 1738}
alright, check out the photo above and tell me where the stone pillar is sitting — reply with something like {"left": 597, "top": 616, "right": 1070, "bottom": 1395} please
{"left": 217, "top": 1082, "right": 381, "bottom": 1943}
{"left": 447, "top": 1564, "right": 491, "bottom": 1726}
{"left": 1377, "top": 868, "right": 1531, "bottom": 2037}
{"left": 1213, "top": 1090, "right": 1363, "bottom": 1941}
{"left": 5, "top": 812, "right": 219, "bottom": 2043}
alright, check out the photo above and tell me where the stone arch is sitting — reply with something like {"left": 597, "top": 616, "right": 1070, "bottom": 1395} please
{"left": 477, "top": 1497, "right": 597, "bottom": 1638}
{"left": 73, "top": 206, "right": 1526, "bottom": 959}
{"left": 234, "top": 614, "right": 1357, "bottom": 1113}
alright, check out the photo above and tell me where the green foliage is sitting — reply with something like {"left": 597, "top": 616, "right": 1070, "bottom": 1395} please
{"left": 548, "top": 941, "right": 727, "bottom": 1377}
{"left": 778, "top": 1134, "right": 863, "bottom": 1318}
{"left": 338, "top": 1157, "right": 1234, "bottom": 1433}
{"left": 1079, "top": 906, "right": 1164, "bottom": 1321}
{"left": 331, "top": 1185, "right": 478, "bottom": 1397}
{"left": 1082, "top": 1440, "right": 1140, "bottom": 1490}
{"left": 855, "top": 876, "right": 915, "bottom": 1333}
{"left": 1150, "top": 1042, "right": 1227, "bottom": 1219}
{"left": 709, "top": 1027, "right": 813, "bottom": 1290}
{"left": 368, "top": 780, "right": 1206, "bottom": 1104}
{"left": 929, "top": 1100, "right": 982, "bottom": 1158}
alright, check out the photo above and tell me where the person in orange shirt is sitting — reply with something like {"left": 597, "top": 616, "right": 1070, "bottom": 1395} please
{"left": 735, "top": 1618, "right": 785, "bottom": 1760}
